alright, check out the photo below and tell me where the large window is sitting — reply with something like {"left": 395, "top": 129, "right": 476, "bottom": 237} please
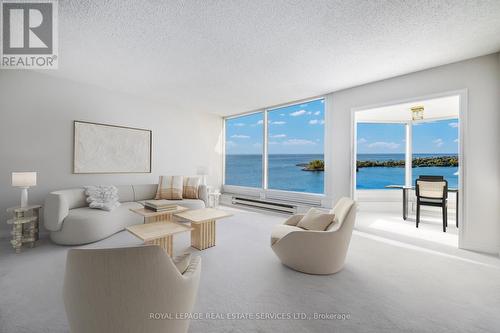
{"left": 356, "top": 123, "right": 406, "bottom": 189}
{"left": 225, "top": 112, "right": 263, "bottom": 188}
{"left": 412, "top": 119, "right": 459, "bottom": 188}
{"left": 356, "top": 118, "right": 459, "bottom": 189}
{"left": 267, "top": 99, "right": 324, "bottom": 194}
{"left": 224, "top": 98, "right": 325, "bottom": 194}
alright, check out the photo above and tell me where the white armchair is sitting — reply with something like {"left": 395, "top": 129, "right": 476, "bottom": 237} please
{"left": 271, "top": 197, "right": 356, "bottom": 275}
{"left": 63, "top": 245, "right": 201, "bottom": 333}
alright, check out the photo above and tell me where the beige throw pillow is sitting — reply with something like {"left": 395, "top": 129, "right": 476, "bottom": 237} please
{"left": 155, "top": 176, "right": 184, "bottom": 200}
{"left": 173, "top": 253, "right": 192, "bottom": 274}
{"left": 297, "top": 208, "right": 335, "bottom": 231}
{"left": 183, "top": 177, "right": 200, "bottom": 199}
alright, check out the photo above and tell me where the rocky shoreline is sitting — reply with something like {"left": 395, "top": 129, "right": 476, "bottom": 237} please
{"left": 297, "top": 156, "right": 458, "bottom": 172}
{"left": 357, "top": 155, "right": 458, "bottom": 169}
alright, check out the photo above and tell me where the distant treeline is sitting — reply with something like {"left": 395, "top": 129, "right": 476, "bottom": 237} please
{"left": 357, "top": 156, "right": 458, "bottom": 169}
{"left": 296, "top": 160, "right": 324, "bottom": 171}
{"left": 296, "top": 156, "right": 458, "bottom": 172}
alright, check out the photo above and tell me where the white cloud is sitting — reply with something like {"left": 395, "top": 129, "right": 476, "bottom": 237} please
{"left": 309, "top": 119, "right": 324, "bottom": 125}
{"left": 270, "top": 134, "right": 286, "bottom": 138}
{"left": 280, "top": 113, "right": 285, "bottom": 116}
{"left": 271, "top": 121, "right": 286, "bottom": 125}
{"left": 454, "top": 138, "right": 459, "bottom": 143}
{"left": 300, "top": 103, "right": 308, "bottom": 108}
{"left": 231, "top": 134, "right": 250, "bottom": 139}
{"left": 233, "top": 123, "right": 245, "bottom": 127}
{"left": 290, "top": 110, "right": 307, "bottom": 117}
{"left": 357, "top": 138, "right": 367, "bottom": 144}
{"left": 433, "top": 138, "right": 444, "bottom": 147}
{"left": 252, "top": 143, "right": 262, "bottom": 148}
{"left": 225, "top": 140, "right": 236, "bottom": 148}
{"left": 283, "top": 139, "right": 316, "bottom": 145}
{"left": 314, "top": 111, "right": 320, "bottom": 115}
{"left": 256, "top": 120, "right": 263, "bottom": 125}
{"left": 268, "top": 141, "right": 279, "bottom": 145}
{"left": 367, "top": 141, "right": 400, "bottom": 149}
{"left": 320, "top": 100, "right": 324, "bottom": 104}
{"left": 448, "top": 122, "right": 459, "bottom": 128}
{"left": 307, "top": 111, "right": 312, "bottom": 115}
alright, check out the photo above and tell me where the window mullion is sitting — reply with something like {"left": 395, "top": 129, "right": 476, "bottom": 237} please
{"left": 405, "top": 122, "right": 412, "bottom": 187}
{"left": 263, "top": 110, "right": 268, "bottom": 190}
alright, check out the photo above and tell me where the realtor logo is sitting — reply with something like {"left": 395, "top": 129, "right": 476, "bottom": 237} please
{"left": 1, "top": 0, "right": 58, "bottom": 69}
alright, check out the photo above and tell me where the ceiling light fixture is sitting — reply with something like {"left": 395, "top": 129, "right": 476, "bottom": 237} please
{"left": 411, "top": 105, "right": 424, "bottom": 121}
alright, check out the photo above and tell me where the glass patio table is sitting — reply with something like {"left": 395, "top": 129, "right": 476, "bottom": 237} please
{"left": 385, "top": 185, "right": 458, "bottom": 227}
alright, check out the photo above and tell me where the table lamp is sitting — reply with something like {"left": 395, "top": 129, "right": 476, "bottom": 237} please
{"left": 12, "top": 172, "right": 37, "bottom": 207}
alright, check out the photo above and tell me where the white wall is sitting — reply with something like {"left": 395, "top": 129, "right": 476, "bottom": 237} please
{"left": 0, "top": 71, "right": 223, "bottom": 237}
{"left": 325, "top": 53, "right": 500, "bottom": 254}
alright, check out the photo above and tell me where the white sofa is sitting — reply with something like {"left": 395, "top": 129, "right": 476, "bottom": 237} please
{"left": 44, "top": 184, "right": 208, "bottom": 245}
{"left": 63, "top": 245, "right": 201, "bottom": 333}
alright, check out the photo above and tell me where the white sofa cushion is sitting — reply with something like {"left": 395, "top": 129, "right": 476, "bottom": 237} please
{"left": 132, "top": 184, "right": 158, "bottom": 201}
{"left": 297, "top": 208, "right": 335, "bottom": 231}
{"left": 115, "top": 185, "right": 135, "bottom": 202}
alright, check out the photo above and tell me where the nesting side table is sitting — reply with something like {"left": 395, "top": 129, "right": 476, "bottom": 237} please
{"left": 6, "top": 205, "right": 41, "bottom": 253}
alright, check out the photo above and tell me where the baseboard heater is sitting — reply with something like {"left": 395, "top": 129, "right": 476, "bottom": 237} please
{"left": 232, "top": 196, "right": 296, "bottom": 214}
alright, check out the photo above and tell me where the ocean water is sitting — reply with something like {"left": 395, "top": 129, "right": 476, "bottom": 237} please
{"left": 225, "top": 154, "right": 324, "bottom": 194}
{"left": 357, "top": 153, "right": 459, "bottom": 189}
{"left": 225, "top": 153, "right": 458, "bottom": 193}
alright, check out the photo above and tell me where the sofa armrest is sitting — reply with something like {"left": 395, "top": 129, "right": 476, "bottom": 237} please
{"left": 198, "top": 184, "right": 209, "bottom": 206}
{"left": 44, "top": 193, "right": 69, "bottom": 231}
{"left": 283, "top": 214, "right": 304, "bottom": 226}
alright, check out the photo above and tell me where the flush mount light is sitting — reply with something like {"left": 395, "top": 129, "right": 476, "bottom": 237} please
{"left": 411, "top": 105, "right": 424, "bottom": 121}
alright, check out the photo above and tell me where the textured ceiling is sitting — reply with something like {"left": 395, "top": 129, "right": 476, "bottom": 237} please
{"left": 49, "top": 0, "right": 500, "bottom": 115}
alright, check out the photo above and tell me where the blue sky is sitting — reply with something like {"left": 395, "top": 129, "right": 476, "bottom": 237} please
{"left": 226, "top": 99, "right": 325, "bottom": 154}
{"left": 357, "top": 119, "right": 459, "bottom": 154}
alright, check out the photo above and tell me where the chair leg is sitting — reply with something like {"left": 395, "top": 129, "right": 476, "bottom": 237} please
{"left": 416, "top": 201, "right": 420, "bottom": 228}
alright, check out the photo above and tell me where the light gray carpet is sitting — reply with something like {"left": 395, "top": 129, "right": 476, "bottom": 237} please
{"left": 1, "top": 206, "right": 499, "bottom": 333}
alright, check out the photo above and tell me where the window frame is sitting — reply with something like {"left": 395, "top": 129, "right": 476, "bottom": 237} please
{"left": 223, "top": 96, "right": 326, "bottom": 201}
{"left": 354, "top": 116, "right": 459, "bottom": 190}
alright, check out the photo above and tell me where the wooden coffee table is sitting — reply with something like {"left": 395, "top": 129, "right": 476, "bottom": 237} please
{"left": 130, "top": 205, "right": 189, "bottom": 224}
{"left": 126, "top": 222, "right": 192, "bottom": 257}
{"left": 174, "top": 208, "right": 232, "bottom": 251}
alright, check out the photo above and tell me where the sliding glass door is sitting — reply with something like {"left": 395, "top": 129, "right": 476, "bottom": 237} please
{"left": 412, "top": 119, "right": 459, "bottom": 188}
{"left": 356, "top": 123, "right": 406, "bottom": 189}
{"left": 355, "top": 118, "right": 459, "bottom": 190}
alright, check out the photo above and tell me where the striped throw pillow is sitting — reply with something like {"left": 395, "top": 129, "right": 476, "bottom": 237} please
{"left": 155, "top": 176, "right": 184, "bottom": 200}
{"left": 183, "top": 177, "right": 200, "bottom": 199}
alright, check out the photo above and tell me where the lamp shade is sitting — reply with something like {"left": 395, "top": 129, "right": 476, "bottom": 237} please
{"left": 12, "top": 172, "right": 37, "bottom": 187}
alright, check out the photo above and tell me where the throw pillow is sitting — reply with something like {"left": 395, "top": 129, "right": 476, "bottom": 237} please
{"left": 183, "top": 177, "right": 200, "bottom": 199}
{"left": 173, "top": 253, "right": 192, "bottom": 274}
{"left": 84, "top": 185, "right": 121, "bottom": 212}
{"left": 155, "top": 176, "right": 184, "bottom": 200}
{"left": 297, "top": 207, "right": 335, "bottom": 231}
